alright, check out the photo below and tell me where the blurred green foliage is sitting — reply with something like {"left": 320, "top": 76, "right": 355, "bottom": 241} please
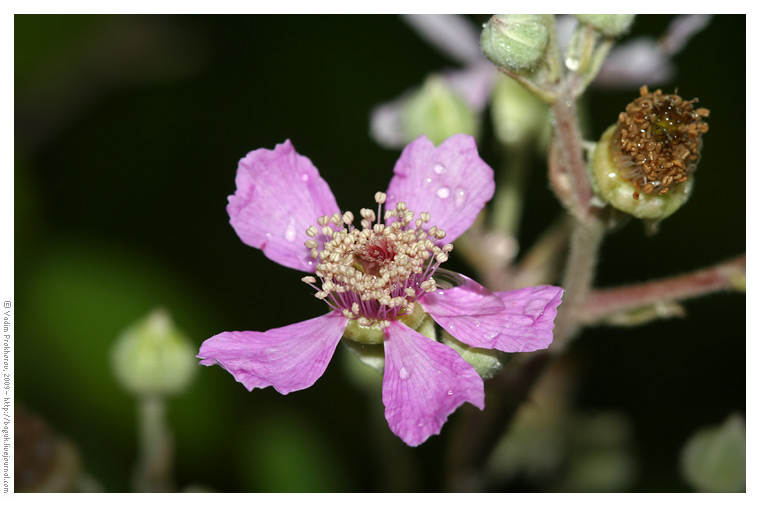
{"left": 14, "top": 15, "right": 745, "bottom": 492}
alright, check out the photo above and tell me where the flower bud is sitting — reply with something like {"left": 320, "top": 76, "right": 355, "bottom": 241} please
{"left": 480, "top": 15, "right": 549, "bottom": 71}
{"left": 491, "top": 74, "right": 548, "bottom": 145}
{"left": 575, "top": 14, "right": 635, "bottom": 37}
{"left": 402, "top": 76, "right": 478, "bottom": 146}
{"left": 111, "top": 309, "right": 196, "bottom": 397}
{"left": 590, "top": 86, "right": 709, "bottom": 220}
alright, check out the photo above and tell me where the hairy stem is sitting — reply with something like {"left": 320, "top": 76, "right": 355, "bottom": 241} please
{"left": 579, "top": 254, "right": 746, "bottom": 324}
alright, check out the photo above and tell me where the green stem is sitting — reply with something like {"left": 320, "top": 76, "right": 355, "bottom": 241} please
{"left": 134, "top": 396, "right": 173, "bottom": 492}
{"left": 492, "top": 143, "right": 530, "bottom": 237}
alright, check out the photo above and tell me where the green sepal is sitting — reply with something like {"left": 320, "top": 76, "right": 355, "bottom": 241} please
{"left": 441, "top": 330, "right": 508, "bottom": 379}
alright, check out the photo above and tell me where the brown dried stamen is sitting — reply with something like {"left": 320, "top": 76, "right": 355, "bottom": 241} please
{"left": 613, "top": 85, "right": 709, "bottom": 199}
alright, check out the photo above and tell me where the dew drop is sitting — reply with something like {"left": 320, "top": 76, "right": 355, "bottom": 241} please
{"left": 284, "top": 218, "right": 297, "bottom": 242}
{"left": 447, "top": 390, "right": 454, "bottom": 396}
{"left": 454, "top": 187, "right": 466, "bottom": 207}
{"left": 484, "top": 331, "right": 497, "bottom": 341}
{"left": 425, "top": 177, "right": 433, "bottom": 184}
{"left": 433, "top": 163, "right": 446, "bottom": 174}
{"left": 436, "top": 369, "right": 443, "bottom": 376}
{"left": 399, "top": 367, "right": 411, "bottom": 380}
{"left": 523, "top": 299, "right": 548, "bottom": 319}
{"left": 565, "top": 57, "right": 580, "bottom": 71}
{"left": 300, "top": 173, "right": 310, "bottom": 182}
{"left": 436, "top": 186, "right": 451, "bottom": 199}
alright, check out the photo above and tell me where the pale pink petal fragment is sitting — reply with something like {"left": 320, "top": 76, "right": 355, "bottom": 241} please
{"left": 382, "top": 321, "right": 484, "bottom": 446}
{"left": 370, "top": 92, "right": 413, "bottom": 149}
{"left": 425, "top": 285, "right": 563, "bottom": 353}
{"left": 197, "top": 312, "right": 348, "bottom": 395}
{"left": 420, "top": 271, "right": 504, "bottom": 317}
{"left": 596, "top": 39, "right": 672, "bottom": 88}
{"left": 385, "top": 135, "right": 494, "bottom": 242}
{"left": 402, "top": 14, "right": 483, "bottom": 65}
{"left": 444, "top": 62, "right": 499, "bottom": 112}
{"left": 227, "top": 140, "right": 340, "bottom": 273}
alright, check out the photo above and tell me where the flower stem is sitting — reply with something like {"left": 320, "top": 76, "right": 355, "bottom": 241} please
{"left": 579, "top": 254, "right": 746, "bottom": 324}
{"left": 552, "top": 213, "right": 606, "bottom": 348}
{"left": 134, "top": 396, "right": 173, "bottom": 492}
{"left": 549, "top": 84, "right": 595, "bottom": 220}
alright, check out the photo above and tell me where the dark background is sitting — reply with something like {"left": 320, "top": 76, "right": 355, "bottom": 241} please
{"left": 14, "top": 14, "right": 745, "bottom": 492}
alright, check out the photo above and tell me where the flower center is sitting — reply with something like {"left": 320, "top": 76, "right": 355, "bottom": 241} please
{"left": 612, "top": 85, "right": 709, "bottom": 200}
{"left": 300, "top": 191, "right": 452, "bottom": 329}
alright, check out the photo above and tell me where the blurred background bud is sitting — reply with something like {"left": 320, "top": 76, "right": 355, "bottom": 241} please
{"left": 111, "top": 309, "right": 196, "bottom": 398}
{"left": 480, "top": 15, "right": 549, "bottom": 71}
{"left": 401, "top": 75, "right": 479, "bottom": 145}
{"left": 681, "top": 414, "right": 746, "bottom": 492}
{"left": 574, "top": 15, "right": 636, "bottom": 37}
{"left": 491, "top": 75, "right": 548, "bottom": 146}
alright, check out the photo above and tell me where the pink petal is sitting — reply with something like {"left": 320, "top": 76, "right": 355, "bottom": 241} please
{"left": 420, "top": 271, "right": 504, "bottom": 317}
{"left": 382, "top": 321, "right": 484, "bottom": 447}
{"left": 423, "top": 285, "right": 563, "bottom": 353}
{"left": 227, "top": 140, "right": 341, "bottom": 273}
{"left": 197, "top": 312, "right": 348, "bottom": 395}
{"left": 385, "top": 135, "right": 494, "bottom": 243}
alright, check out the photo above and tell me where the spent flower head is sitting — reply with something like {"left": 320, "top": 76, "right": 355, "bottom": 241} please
{"left": 591, "top": 86, "right": 709, "bottom": 220}
{"left": 198, "top": 134, "right": 563, "bottom": 446}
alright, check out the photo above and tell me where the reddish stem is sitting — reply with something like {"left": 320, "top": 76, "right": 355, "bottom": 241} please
{"left": 579, "top": 254, "right": 746, "bottom": 324}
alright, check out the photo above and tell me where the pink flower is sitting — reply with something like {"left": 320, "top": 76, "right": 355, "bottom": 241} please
{"left": 198, "top": 134, "right": 563, "bottom": 446}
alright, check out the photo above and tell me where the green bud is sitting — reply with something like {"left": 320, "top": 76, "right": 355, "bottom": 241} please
{"left": 402, "top": 76, "right": 478, "bottom": 146}
{"left": 111, "top": 309, "right": 196, "bottom": 397}
{"left": 441, "top": 330, "right": 506, "bottom": 379}
{"left": 589, "top": 86, "right": 709, "bottom": 220}
{"left": 480, "top": 15, "right": 549, "bottom": 71}
{"left": 491, "top": 74, "right": 548, "bottom": 145}
{"left": 575, "top": 14, "right": 635, "bottom": 37}
{"left": 342, "top": 313, "right": 437, "bottom": 374}
{"left": 681, "top": 415, "right": 746, "bottom": 492}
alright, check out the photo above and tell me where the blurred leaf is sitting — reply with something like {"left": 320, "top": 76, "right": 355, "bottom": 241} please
{"left": 681, "top": 414, "right": 746, "bottom": 492}
{"left": 237, "top": 409, "right": 351, "bottom": 492}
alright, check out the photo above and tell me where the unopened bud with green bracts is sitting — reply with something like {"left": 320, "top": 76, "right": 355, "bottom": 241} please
{"left": 480, "top": 15, "right": 550, "bottom": 72}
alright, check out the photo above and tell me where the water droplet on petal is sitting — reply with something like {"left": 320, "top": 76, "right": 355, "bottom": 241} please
{"left": 454, "top": 187, "right": 466, "bottom": 207}
{"left": 484, "top": 331, "right": 497, "bottom": 341}
{"left": 425, "top": 177, "right": 433, "bottom": 184}
{"left": 399, "top": 367, "right": 411, "bottom": 380}
{"left": 523, "top": 299, "right": 548, "bottom": 319}
{"left": 436, "top": 186, "right": 451, "bottom": 199}
{"left": 447, "top": 389, "right": 454, "bottom": 396}
{"left": 300, "top": 173, "right": 310, "bottom": 182}
{"left": 284, "top": 217, "right": 297, "bottom": 242}
{"left": 433, "top": 163, "right": 446, "bottom": 174}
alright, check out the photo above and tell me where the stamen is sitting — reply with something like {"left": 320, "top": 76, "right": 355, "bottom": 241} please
{"left": 302, "top": 191, "right": 451, "bottom": 326}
